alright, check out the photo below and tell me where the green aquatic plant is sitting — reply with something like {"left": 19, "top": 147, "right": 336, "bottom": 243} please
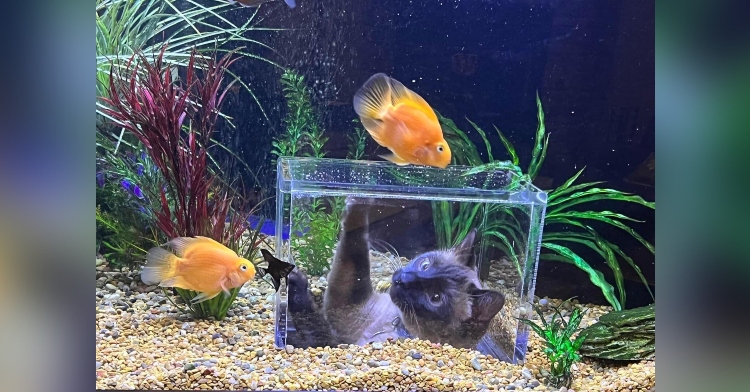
{"left": 273, "top": 69, "right": 345, "bottom": 275}
{"left": 347, "top": 120, "right": 369, "bottom": 160}
{"left": 96, "top": 0, "right": 281, "bottom": 123}
{"left": 273, "top": 70, "right": 328, "bottom": 159}
{"left": 102, "top": 47, "right": 262, "bottom": 320}
{"left": 437, "top": 93, "right": 655, "bottom": 310}
{"left": 291, "top": 198, "right": 342, "bottom": 276}
{"left": 96, "top": 134, "right": 165, "bottom": 265}
{"left": 519, "top": 299, "right": 590, "bottom": 389}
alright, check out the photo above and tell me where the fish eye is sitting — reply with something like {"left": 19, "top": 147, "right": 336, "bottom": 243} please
{"left": 419, "top": 258, "right": 431, "bottom": 271}
{"left": 437, "top": 145, "right": 444, "bottom": 153}
{"left": 240, "top": 264, "right": 248, "bottom": 271}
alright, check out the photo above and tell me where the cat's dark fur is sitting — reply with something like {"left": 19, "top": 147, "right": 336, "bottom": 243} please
{"left": 285, "top": 198, "right": 506, "bottom": 350}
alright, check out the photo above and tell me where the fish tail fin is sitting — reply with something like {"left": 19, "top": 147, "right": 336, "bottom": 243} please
{"left": 353, "top": 73, "right": 392, "bottom": 119}
{"left": 353, "top": 73, "right": 394, "bottom": 142}
{"left": 141, "top": 247, "right": 181, "bottom": 285}
{"left": 259, "top": 249, "right": 296, "bottom": 292}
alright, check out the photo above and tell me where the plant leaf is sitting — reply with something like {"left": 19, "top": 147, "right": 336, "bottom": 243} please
{"left": 493, "top": 125, "right": 519, "bottom": 166}
{"left": 527, "top": 91, "right": 547, "bottom": 180}
{"left": 542, "top": 243, "right": 622, "bottom": 311}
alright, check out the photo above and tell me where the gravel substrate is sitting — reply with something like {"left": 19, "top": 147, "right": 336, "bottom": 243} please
{"left": 95, "top": 261, "right": 655, "bottom": 391}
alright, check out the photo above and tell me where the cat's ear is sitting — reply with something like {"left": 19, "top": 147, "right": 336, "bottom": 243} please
{"left": 469, "top": 288, "right": 505, "bottom": 324}
{"left": 454, "top": 228, "right": 477, "bottom": 266}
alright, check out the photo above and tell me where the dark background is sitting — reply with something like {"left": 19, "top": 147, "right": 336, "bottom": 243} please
{"left": 214, "top": 0, "right": 655, "bottom": 308}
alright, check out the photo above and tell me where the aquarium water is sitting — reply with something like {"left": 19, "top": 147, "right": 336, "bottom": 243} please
{"left": 272, "top": 157, "right": 547, "bottom": 363}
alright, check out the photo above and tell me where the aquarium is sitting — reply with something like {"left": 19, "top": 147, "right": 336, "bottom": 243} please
{"left": 272, "top": 157, "right": 547, "bottom": 363}
{"left": 96, "top": 1, "right": 656, "bottom": 389}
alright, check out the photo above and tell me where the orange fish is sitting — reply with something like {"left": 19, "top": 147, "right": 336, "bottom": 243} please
{"left": 353, "top": 73, "right": 451, "bottom": 168}
{"left": 141, "top": 237, "right": 294, "bottom": 303}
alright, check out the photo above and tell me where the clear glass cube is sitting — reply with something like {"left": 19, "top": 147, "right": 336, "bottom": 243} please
{"left": 271, "top": 157, "right": 547, "bottom": 363}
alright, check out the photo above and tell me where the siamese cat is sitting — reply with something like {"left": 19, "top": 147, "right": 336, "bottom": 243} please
{"left": 277, "top": 197, "right": 507, "bottom": 356}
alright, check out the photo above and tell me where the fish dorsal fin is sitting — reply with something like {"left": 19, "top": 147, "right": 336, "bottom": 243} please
{"left": 353, "top": 73, "right": 393, "bottom": 119}
{"left": 388, "top": 77, "right": 438, "bottom": 123}
{"left": 166, "top": 236, "right": 236, "bottom": 259}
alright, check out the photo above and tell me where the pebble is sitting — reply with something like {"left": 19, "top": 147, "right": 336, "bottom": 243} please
{"left": 96, "top": 268, "right": 654, "bottom": 391}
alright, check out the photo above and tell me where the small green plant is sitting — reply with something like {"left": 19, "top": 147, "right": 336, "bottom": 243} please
{"left": 96, "top": 0, "right": 282, "bottom": 123}
{"left": 347, "top": 120, "right": 369, "bottom": 160}
{"left": 518, "top": 299, "right": 590, "bottom": 389}
{"left": 290, "top": 198, "right": 342, "bottom": 276}
{"left": 273, "top": 70, "right": 328, "bottom": 159}
{"left": 96, "top": 134, "right": 164, "bottom": 265}
{"left": 436, "top": 93, "right": 655, "bottom": 310}
{"left": 274, "top": 69, "right": 348, "bottom": 275}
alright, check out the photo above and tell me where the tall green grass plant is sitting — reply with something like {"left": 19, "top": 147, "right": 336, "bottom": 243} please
{"left": 437, "top": 93, "right": 655, "bottom": 310}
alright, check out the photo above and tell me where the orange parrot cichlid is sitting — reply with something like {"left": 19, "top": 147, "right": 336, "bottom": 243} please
{"left": 353, "top": 73, "right": 452, "bottom": 168}
{"left": 141, "top": 236, "right": 295, "bottom": 303}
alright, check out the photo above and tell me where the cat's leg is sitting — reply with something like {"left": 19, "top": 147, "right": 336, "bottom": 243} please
{"left": 286, "top": 267, "right": 334, "bottom": 347}
{"left": 324, "top": 197, "right": 375, "bottom": 310}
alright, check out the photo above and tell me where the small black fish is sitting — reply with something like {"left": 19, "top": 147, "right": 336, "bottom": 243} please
{"left": 258, "top": 249, "right": 296, "bottom": 292}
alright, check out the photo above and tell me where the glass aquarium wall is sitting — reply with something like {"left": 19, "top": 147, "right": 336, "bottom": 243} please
{"left": 273, "top": 157, "right": 547, "bottom": 363}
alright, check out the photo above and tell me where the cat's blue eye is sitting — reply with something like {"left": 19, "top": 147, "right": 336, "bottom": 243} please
{"left": 419, "top": 258, "right": 431, "bottom": 271}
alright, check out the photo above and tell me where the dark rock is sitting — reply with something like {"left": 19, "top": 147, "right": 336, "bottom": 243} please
{"left": 580, "top": 303, "right": 655, "bottom": 360}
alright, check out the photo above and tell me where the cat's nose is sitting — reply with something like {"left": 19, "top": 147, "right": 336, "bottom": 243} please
{"left": 392, "top": 269, "right": 414, "bottom": 286}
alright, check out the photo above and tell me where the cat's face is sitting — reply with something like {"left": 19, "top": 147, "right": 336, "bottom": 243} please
{"left": 388, "top": 229, "right": 506, "bottom": 348}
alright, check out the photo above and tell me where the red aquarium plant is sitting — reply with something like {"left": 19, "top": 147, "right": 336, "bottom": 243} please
{"left": 102, "top": 45, "right": 263, "bottom": 319}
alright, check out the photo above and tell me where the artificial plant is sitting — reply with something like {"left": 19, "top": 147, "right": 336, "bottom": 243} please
{"left": 272, "top": 69, "right": 344, "bottom": 276}
{"left": 102, "top": 46, "right": 263, "bottom": 320}
{"left": 96, "top": 0, "right": 281, "bottom": 123}
{"left": 518, "top": 299, "right": 590, "bottom": 388}
{"left": 96, "top": 134, "right": 165, "bottom": 265}
{"left": 437, "top": 93, "right": 655, "bottom": 310}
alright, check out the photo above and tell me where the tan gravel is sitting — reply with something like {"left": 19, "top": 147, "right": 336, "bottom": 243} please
{"left": 95, "top": 263, "right": 655, "bottom": 391}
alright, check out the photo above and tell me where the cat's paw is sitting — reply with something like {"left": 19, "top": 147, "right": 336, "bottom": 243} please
{"left": 342, "top": 196, "right": 377, "bottom": 227}
{"left": 287, "top": 268, "right": 316, "bottom": 313}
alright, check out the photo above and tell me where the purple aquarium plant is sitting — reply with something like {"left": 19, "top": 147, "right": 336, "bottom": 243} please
{"left": 102, "top": 45, "right": 255, "bottom": 245}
